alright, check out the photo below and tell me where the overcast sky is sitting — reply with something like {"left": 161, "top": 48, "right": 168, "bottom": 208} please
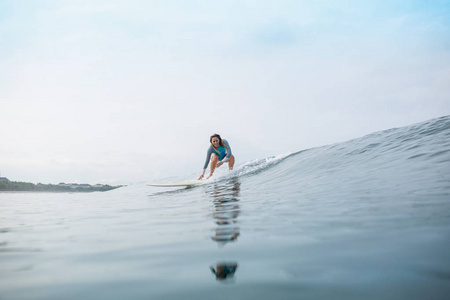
{"left": 1, "top": 0, "right": 449, "bottom": 184}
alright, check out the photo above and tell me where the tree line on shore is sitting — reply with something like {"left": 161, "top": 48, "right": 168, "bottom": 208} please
{"left": 0, "top": 181, "right": 121, "bottom": 192}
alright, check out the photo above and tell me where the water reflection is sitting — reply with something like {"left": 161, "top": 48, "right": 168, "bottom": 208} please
{"left": 210, "top": 262, "right": 238, "bottom": 281}
{"left": 206, "top": 178, "right": 241, "bottom": 245}
{"left": 205, "top": 177, "right": 241, "bottom": 281}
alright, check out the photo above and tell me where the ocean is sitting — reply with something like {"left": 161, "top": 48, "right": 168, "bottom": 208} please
{"left": 1, "top": 116, "right": 449, "bottom": 300}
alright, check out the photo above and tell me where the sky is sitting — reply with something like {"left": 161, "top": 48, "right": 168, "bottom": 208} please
{"left": 1, "top": 0, "right": 450, "bottom": 184}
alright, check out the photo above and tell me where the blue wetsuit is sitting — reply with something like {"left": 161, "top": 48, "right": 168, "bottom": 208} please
{"left": 203, "top": 139, "right": 232, "bottom": 170}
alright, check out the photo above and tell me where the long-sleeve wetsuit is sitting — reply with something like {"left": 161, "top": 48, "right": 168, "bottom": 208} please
{"left": 203, "top": 139, "right": 232, "bottom": 170}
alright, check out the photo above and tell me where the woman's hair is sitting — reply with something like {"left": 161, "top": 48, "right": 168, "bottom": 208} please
{"left": 210, "top": 133, "right": 226, "bottom": 148}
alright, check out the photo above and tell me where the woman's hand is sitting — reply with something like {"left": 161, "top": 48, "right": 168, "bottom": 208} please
{"left": 198, "top": 174, "right": 204, "bottom": 180}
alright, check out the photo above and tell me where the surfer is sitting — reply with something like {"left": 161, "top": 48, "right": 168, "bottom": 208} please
{"left": 198, "top": 133, "right": 235, "bottom": 180}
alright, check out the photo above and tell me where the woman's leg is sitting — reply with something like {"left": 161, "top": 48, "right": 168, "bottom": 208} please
{"left": 228, "top": 155, "right": 235, "bottom": 170}
{"left": 208, "top": 153, "right": 219, "bottom": 178}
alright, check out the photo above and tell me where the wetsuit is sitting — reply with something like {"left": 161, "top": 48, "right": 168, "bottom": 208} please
{"left": 203, "top": 139, "right": 232, "bottom": 170}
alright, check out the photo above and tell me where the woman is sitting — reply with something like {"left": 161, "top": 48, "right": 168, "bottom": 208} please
{"left": 198, "top": 134, "right": 235, "bottom": 180}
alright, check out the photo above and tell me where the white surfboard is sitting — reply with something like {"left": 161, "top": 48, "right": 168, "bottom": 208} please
{"left": 147, "top": 180, "right": 204, "bottom": 187}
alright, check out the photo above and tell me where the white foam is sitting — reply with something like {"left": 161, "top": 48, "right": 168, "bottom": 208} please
{"left": 204, "top": 153, "right": 292, "bottom": 181}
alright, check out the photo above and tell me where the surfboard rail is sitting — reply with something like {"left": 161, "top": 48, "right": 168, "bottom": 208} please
{"left": 147, "top": 180, "right": 204, "bottom": 187}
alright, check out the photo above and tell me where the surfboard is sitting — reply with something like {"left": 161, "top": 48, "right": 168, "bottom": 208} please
{"left": 147, "top": 180, "right": 204, "bottom": 187}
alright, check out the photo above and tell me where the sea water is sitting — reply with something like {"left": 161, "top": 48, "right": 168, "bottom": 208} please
{"left": 1, "top": 116, "right": 450, "bottom": 300}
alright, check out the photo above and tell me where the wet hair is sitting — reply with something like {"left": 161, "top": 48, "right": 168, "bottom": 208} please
{"left": 210, "top": 133, "right": 226, "bottom": 148}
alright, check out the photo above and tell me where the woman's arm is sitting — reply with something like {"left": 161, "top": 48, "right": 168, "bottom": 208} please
{"left": 199, "top": 146, "right": 214, "bottom": 179}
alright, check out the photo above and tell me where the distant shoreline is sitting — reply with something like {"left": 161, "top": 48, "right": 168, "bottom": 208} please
{"left": 0, "top": 181, "right": 122, "bottom": 193}
{"left": 0, "top": 191, "right": 117, "bottom": 193}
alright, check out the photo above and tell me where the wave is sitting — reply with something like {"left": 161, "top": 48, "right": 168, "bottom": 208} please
{"left": 212, "top": 115, "right": 450, "bottom": 193}
{"left": 148, "top": 115, "right": 450, "bottom": 195}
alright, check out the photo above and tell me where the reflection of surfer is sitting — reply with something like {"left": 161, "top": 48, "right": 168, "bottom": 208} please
{"left": 209, "top": 179, "right": 241, "bottom": 245}
{"left": 210, "top": 262, "right": 238, "bottom": 280}
{"left": 208, "top": 179, "right": 240, "bottom": 282}
{"left": 211, "top": 202, "right": 240, "bottom": 244}
{"left": 198, "top": 134, "right": 235, "bottom": 180}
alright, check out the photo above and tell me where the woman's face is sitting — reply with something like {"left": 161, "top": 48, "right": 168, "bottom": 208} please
{"left": 211, "top": 137, "right": 220, "bottom": 148}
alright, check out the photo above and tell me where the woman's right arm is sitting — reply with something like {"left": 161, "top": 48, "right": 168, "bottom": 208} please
{"left": 199, "top": 146, "right": 213, "bottom": 179}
